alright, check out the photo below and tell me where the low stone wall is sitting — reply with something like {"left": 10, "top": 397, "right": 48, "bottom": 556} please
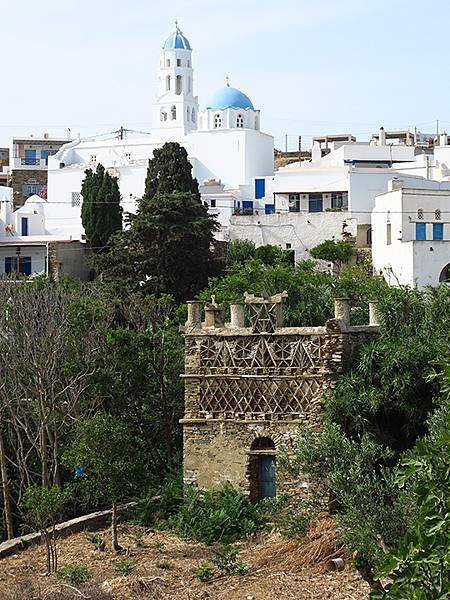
{"left": 0, "top": 503, "right": 136, "bottom": 559}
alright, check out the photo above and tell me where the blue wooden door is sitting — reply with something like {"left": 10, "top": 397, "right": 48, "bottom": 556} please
{"left": 21, "top": 217, "right": 29, "bottom": 236}
{"left": 258, "top": 455, "right": 276, "bottom": 499}
{"left": 308, "top": 194, "right": 323, "bottom": 212}
{"left": 25, "top": 148, "right": 36, "bottom": 165}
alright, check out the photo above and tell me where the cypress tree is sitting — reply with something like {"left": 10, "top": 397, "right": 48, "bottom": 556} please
{"left": 81, "top": 164, "right": 123, "bottom": 251}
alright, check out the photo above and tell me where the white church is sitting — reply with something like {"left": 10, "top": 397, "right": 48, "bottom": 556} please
{"left": 45, "top": 24, "right": 273, "bottom": 242}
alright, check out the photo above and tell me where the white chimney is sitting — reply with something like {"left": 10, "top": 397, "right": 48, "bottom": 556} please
{"left": 379, "top": 127, "right": 386, "bottom": 146}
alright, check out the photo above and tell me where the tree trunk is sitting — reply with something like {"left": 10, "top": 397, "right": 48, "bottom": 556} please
{"left": 40, "top": 427, "right": 50, "bottom": 488}
{"left": 111, "top": 501, "right": 121, "bottom": 552}
{"left": 0, "top": 430, "right": 14, "bottom": 539}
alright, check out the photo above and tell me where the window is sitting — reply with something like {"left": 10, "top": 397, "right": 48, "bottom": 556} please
{"left": 417, "top": 208, "right": 424, "bottom": 219}
{"left": 236, "top": 114, "right": 244, "bottom": 128}
{"left": 433, "top": 223, "right": 443, "bottom": 240}
{"left": 171, "top": 105, "right": 177, "bottom": 120}
{"left": 177, "top": 58, "right": 181, "bottom": 66}
{"left": 265, "top": 204, "right": 275, "bottom": 214}
{"left": 160, "top": 109, "right": 167, "bottom": 122}
{"left": 210, "top": 199, "right": 216, "bottom": 208}
{"left": 308, "top": 193, "right": 323, "bottom": 212}
{"left": 439, "top": 263, "right": 450, "bottom": 282}
{"left": 255, "top": 178, "right": 265, "bottom": 199}
{"left": 435, "top": 209, "right": 441, "bottom": 220}
{"left": 187, "top": 107, "right": 190, "bottom": 121}
{"left": 125, "top": 152, "right": 131, "bottom": 160}
{"left": 416, "top": 222, "right": 426, "bottom": 241}
{"left": 188, "top": 77, "right": 191, "bottom": 93}
{"left": 331, "top": 192, "right": 348, "bottom": 209}
{"left": 24, "top": 149, "right": 37, "bottom": 166}
{"left": 286, "top": 243, "right": 292, "bottom": 249}
{"left": 166, "top": 75, "right": 170, "bottom": 91}
{"left": 387, "top": 223, "right": 392, "bottom": 245}
{"left": 90, "top": 155, "right": 97, "bottom": 163}
{"left": 191, "top": 107, "right": 195, "bottom": 123}
{"left": 214, "top": 114, "right": 222, "bottom": 128}
{"left": 187, "top": 59, "right": 190, "bottom": 67}
{"left": 175, "top": 75, "right": 182, "bottom": 95}
{"left": 242, "top": 200, "right": 254, "bottom": 215}
{"left": 166, "top": 58, "right": 170, "bottom": 67}
{"left": 289, "top": 194, "right": 300, "bottom": 213}
{"left": 72, "top": 192, "right": 81, "bottom": 207}
{"left": 5, "top": 256, "right": 31, "bottom": 275}
{"left": 366, "top": 227, "right": 372, "bottom": 245}
{"left": 21, "top": 217, "right": 29, "bottom": 236}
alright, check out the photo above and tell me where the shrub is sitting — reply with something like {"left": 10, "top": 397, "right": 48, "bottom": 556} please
{"left": 254, "top": 244, "right": 290, "bottom": 266}
{"left": 156, "top": 561, "right": 174, "bottom": 570}
{"left": 211, "top": 544, "right": 247, "bottom": 576}
{"left": 85, "top": 532, "right": 105, "bottom": 551}
{"left": 228, "top": 239, "right": 255, "bottom": 265}
{"left": 113, "top": 558, "right": 136, "bottom": 577}
{"left": 57, "top": 564, "right": 90, "bottom": 586}
{"left": 137, "top": 471, "right": 184, "bottom": 526}
{"left": 169, "top": 482, "right": 264, "bottom": 544}
{"left": 193, "top": 563, "right": 215, "bottom": 582}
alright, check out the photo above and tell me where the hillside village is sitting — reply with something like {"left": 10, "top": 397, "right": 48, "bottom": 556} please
{"left": 0, "top": 11, "right": 449, "bottom": 600}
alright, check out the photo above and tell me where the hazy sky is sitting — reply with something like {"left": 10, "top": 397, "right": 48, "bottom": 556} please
{"left": 1, "top": 0, "right": 449, "bottom": 149}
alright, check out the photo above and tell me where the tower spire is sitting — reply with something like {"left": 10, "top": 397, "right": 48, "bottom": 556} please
{"left": 225, "top": 75, "right": 230, "bottom": 87}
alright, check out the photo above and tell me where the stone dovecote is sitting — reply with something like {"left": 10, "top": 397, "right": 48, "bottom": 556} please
{"left": 181, "top": 294, "right": 379, "bottom": 500}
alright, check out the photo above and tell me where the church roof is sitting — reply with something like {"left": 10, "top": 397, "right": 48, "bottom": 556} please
{"left": 206, "top": 86, "right": 255, "bottom": 111}
{"left": 163, "top": 26, "right": 192, "bottom": 50}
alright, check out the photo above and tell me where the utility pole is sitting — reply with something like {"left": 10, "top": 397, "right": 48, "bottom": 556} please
{"left": 285, "top": 134, "right": 288, "bottom": 153}
{"left": 298, "top": 135, "right": 302, "bottom": 164}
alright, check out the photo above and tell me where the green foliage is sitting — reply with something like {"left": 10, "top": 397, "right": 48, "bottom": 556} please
{"left": 57, "top": 564, "right": 90, "bottom": 586}
{"left": 85, "top": 533, "right": 105, "bottom": 551}
{"left": 169, "top": 483, "right": 264, "bottom": 544}
{"left": 310, "top": 239, "right": 356, "bottom": 267}
{"left": 211, "top": 544, "right": 247, "bottom": 576}
{"left": 227, "top": 239, "right": 256, "bottom": 265}
{"left": 372, "top": 360, "right": 450, "bottom": 599}
{"left": 156, "top": 561, "right": 174, "bottom": 570}
{"left": 94, "top": 143, "right": 218, "bottom": 301}
{"left": 254, "top": 244, "right": 291, "bottom": 266}
{"left": 193, "top": 562, "right": 215, "bottom": 582}
{"left": 137, "top": 471, "right": 184, "bottom": 527}
{"left": 21, "top": 485, "right": 69, "bottom": 533}
{"left": 113, "top": 558, "right": 136, "bottom": 577}
{"left": 81, "top": 163, "right": 122, "bottom": 251}
{"left": 64, "top": 413, "right": 142, "bottom": 503}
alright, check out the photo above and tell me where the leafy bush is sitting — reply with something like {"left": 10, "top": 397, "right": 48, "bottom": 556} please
{"left": 193, "top": 563, "right": 215, "bottom": 582}
{"left": 113, "top": 558, "right": 136, "bottom": 577}
{"left": 136, "top": 470, "right": 184, "bottom": 526}
{"left": 57, "top": 564, "right": 90, "bottom": 586}
{"left": 211, "top": 544, "right": 247, "bottom": 576}
{"left": 228, "top": 239, "right": 255, "bottom": 265}
{"left": 170, "top": 482, "right": 264, "bottom": 544}
{"left": 85, "top": 533, "right": 105, "bottom": 551}
{"left": 310, "top": 239, "right": 356, "bottom": 268}
{"left": 254, "top": 244, "right": 290, "bottom": 266}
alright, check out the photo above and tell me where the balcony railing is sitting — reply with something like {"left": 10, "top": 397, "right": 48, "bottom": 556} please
{"left": 20, "top": 158, "right": 42, "bottom": 166}
{"left": 233, "top": 208, "right": 254, "bottom": 216}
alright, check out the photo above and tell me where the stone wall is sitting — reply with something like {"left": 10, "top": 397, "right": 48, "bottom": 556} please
{"left": 181, "top": 295, "right": 379, "bottom": 499}
{"left": 11, "top": 169, "right": 48, "bottom": 206}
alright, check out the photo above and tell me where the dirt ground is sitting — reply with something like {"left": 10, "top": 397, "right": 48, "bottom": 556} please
{"left": 0, "top": 522, "right": 371, "bottom": 600}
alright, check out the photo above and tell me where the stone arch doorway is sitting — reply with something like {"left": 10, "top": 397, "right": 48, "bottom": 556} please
{"left": 439, "top": 263, "right": 450, "bottom": 283}
{"left": 248, "top": 437, "right": 276, "bottom": 501}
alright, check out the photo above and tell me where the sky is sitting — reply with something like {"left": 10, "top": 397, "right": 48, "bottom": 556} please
{"left": 1, "top": 0, "right": 450, "bottom": 150}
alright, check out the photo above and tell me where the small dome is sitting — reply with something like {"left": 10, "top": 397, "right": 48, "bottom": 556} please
{"left": 206, "top": 86, "right": 254, "bottom": 111}
{"left": 163, "top": 25, "right": 191, "bottom": 50}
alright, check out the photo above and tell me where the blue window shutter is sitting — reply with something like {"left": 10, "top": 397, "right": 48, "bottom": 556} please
{"left": 265, "top": 204, "right": 275, "bottom": 214}
{"left": 21, "top": 257, "right": 32, "bottom": 275}
{"left": 21, "top": 217, "right": 29, "bottom": 236}
{"left": 433, "top": 223, "right": 443, "bottom": 240}
{"left": 416, "top": 223, "right": 426, "bottom": 241}
{"left": 255, "top": 178, "right": 265, "bottom": 199}
{"left": 5, "top": 257, "right": 13, "bottom": 273}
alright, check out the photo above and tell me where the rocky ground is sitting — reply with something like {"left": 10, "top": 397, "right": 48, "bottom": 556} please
{"left": 0, "top": 519, "right": 371, "bottom": 600}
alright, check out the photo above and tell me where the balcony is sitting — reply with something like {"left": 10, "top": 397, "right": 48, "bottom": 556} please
{"left": 12, "top": 157, "right": 47, "bottom": 169}
{"left": 233, "top": 208, "right": 254, "bottom": 216}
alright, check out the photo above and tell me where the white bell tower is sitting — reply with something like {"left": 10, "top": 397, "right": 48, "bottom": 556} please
{"left": 151, "top": 23, "right": 199, "bottom": 141}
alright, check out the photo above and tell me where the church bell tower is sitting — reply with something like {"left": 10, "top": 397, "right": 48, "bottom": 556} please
{"left": 151, "top": 23, "right": 199, "bottom": 140}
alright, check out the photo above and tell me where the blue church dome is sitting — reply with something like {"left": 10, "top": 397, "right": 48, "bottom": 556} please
{"left": 163, "top": 26, "right": 191, "bottom": 50}
{"left": 206, "top": 86, "right": 255, "bottom": 111}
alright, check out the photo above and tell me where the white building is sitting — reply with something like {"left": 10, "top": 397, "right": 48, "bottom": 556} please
{"left": 372, "top": 181, "right": 450, "bottom": 288}
{"left": 43, "top": 24, "right": 273, "bottom": 241}
{"left": 0, "top": 186, "right": 88, "bottom": 278}
{"left": 229, "top": 129, "right": 441, "bottom": 261}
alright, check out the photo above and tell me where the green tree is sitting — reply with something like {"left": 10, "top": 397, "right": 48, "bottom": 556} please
{"left": 81, "top": 164, "right": 123, "bottom": 251}
{"left": 309, "top": 239, "right": 356, "bottom": 274}
{"left": 143, "top": 142, "right": 200, "bottom": 201}
{"left": 64, "top": 414, "right": 142, "bottom": 552}
{"left": 95, "top": 143, "right": 218, "bottom": 301}
{"left": 228, "top": 239, "right": 256, "bottom": 265}
{"left": 254, "top": 244, "right": 291, "bottom": 266}
{"left": 22, "top": 485, "right": 68, "bottom": 573}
